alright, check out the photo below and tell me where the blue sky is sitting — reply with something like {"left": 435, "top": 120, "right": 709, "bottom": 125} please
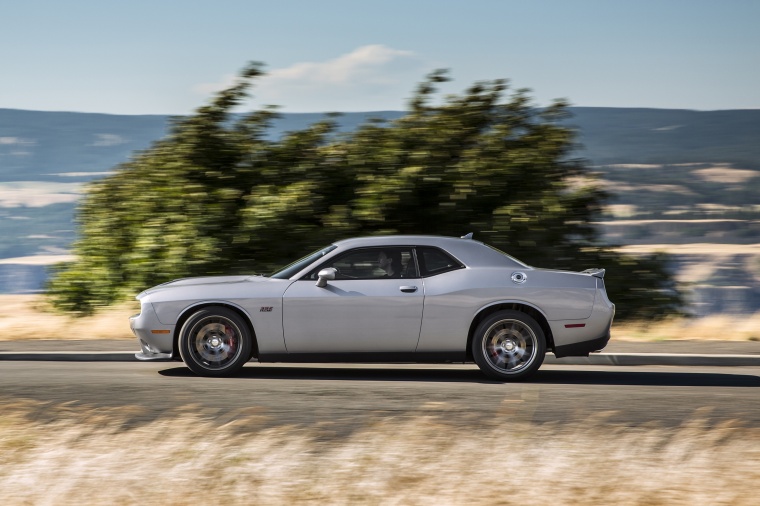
{"left": 2, "top": 0, "right": 758, "bottom": 114}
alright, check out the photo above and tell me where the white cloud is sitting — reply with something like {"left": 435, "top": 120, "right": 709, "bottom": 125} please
{"left": 265, "top": 45, "right": 415, "bottom": 86}
{"left": 193, "top": 45, "right": 426, "bottom": 111}
{"left": 193, "top": 74, "right": 239, "bottom": 95}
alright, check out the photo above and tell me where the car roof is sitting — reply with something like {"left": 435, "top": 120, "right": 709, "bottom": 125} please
{"left": 335, "top": 235, "right": 468, "bottom": 248}
{"left": 332, "top": 235, "right": 529, "bottom": 268}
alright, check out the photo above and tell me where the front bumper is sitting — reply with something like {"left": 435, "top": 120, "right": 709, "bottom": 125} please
{"left": 130, "top": 302, "right": 175, "bottom": 361}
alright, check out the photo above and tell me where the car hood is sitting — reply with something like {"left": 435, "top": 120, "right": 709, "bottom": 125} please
{"left": 137, "top": 275, "right": 267, "bottom": 299}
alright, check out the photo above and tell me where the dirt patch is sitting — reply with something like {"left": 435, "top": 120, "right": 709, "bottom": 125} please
{"left": 604, "top": 164, "right": 663, "bottom": 169}
{"left": 692, "top": 167, "right": 760, "bottom": 184}
{"left": 0, "top": 255, "right": 76, "bottom": 265}
{"left": 600, "top": 181, "right": 696, "bottom": 196}
{"left": 0, "top": 182, "right": 83, "bottom": 208}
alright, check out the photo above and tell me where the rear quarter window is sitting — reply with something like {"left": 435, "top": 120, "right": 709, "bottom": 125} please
{"left": 417, "top": 247, "right": 464, "bottom": 277}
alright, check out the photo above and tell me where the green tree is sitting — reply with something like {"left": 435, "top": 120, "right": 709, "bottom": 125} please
{"left": 48, "top": 63, "right": 682, "bottom": 319}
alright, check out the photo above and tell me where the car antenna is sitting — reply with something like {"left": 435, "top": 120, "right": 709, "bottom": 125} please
{"left": 461, "top": 232, "right": 474, "bottom": 239}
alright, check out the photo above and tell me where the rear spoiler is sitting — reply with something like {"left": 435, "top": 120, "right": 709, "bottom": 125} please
{"left": 582, "top": 268, "right": 606, "bottom": 279}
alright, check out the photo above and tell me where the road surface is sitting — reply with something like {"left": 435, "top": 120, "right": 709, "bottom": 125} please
{"left": 2, "top": 361, "right": 759, "bottom": 434}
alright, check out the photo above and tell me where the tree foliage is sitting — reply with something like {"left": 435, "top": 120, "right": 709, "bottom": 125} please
{"left": 47, "top": 63, "right": 682, "bottom": 319}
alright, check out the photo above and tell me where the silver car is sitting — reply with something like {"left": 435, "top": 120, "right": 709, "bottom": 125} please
{"left": 131, "top": 235, "right": 614, "bottom": 381}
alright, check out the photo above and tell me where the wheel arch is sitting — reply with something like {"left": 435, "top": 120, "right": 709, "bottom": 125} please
{"left": 466, "top": 302, "right": 555, "bottom": 361}
{"left": 172, "top": 301, "right": 259, "bottom": 360}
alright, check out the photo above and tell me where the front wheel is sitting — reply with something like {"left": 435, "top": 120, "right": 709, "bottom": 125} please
{"left": 472, "top": 310, "right": 546, "bottom": 381}
{"left": 179, "top": 306, "right": 253, "bottom": 377}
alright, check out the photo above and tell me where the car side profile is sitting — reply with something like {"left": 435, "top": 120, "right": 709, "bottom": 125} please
{"left": 130, "top": 234, "right": 615, "bottom": 381}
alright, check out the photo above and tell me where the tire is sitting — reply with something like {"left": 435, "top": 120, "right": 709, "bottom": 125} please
{"left": 178, "top": 306, "right": 253, "bottom": 377}
{"left": 472, "top": 310, "right": 546, "bottom": 381}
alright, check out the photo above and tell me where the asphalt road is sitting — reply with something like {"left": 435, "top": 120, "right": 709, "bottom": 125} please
{"left": 2, "top": 361, "right": 759, "bottom": 434}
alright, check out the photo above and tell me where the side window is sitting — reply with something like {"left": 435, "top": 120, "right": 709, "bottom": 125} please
{"left": 417, "top": 247, "right": 463, "bottom": 277}
{"left": 400, "top": 249, "right": 419, "bottom": 278}
{"left": 304, "top": 247, "right": 419, "bottom": 280}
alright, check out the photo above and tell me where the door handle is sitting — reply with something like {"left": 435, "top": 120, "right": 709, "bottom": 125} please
{"left": 399, "top": 286, "right": 418, "bottom": 293}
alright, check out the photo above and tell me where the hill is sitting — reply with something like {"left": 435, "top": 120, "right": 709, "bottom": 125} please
{"left": 1, "top": 107, "right": 759, "bottom": 313}
{"left": 4, "top": 107, "right": 760, "bottom": 182}
{"left": 569, "top": 107, "right": 760, "bottom": 168}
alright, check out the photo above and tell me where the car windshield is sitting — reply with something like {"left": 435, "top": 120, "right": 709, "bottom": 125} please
{"left": 269, "top": 245, "right": 338, "bottom": 279}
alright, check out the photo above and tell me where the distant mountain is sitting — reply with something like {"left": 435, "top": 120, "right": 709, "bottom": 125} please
{"left": 0, "top": 109, "right": 170, "bottom": 183}
{"left": 2, "top": 107, "right": 760, "bottom": 311}
{"left": 568, "top": 108, "right": 760, "bottom": 168}
{"left": 3, "top": 107, "right": 760, "bottom": 184}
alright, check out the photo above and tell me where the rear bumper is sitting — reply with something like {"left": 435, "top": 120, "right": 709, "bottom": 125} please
{"left": 549, "top": 294, "right": 615, "bottom": 357}
{"left": 553, "top": 326, "right": 611, "bottom": 358}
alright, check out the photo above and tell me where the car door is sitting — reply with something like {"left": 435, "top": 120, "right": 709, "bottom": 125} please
{"left": 281, "top": 247, "right": 423, "bottom": 353}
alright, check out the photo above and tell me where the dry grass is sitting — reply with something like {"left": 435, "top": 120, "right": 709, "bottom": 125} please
{"left": 613, "top": 313, "right": 760, "bottom": 342}
{"left": 0, "top": 295, "right": 137, "bottom": 341}
{"left": 2, "top": 295, "right": 760, "bottom": 342}
{"left": 0, "top": 399, "right": 757, "bottom": 505}
{"left": 615, "top": 243, "right": 760, "bottom": 255}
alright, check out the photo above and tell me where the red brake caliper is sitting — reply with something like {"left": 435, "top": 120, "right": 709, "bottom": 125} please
{"left": 224, "top": 325, "right": 237, "bottom": 353}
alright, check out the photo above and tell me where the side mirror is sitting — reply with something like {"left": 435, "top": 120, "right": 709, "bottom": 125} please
{"left": 316, "top": 267, "right": 337, "bottom": 288}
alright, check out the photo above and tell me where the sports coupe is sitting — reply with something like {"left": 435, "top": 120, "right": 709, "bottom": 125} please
{"left": 131, "top": 234, "right": 614, "bottom": 380}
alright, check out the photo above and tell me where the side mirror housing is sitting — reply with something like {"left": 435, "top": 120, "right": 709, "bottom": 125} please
{"left": 316, "top": 267, "right": 337, "bottom": 288}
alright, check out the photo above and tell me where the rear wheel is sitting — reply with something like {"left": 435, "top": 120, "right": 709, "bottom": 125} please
{"left": 472, "top": 310, "right": 546, "bottom": 381}
{"left": 178, "top": 306, "right": 252, "bottom": 377}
